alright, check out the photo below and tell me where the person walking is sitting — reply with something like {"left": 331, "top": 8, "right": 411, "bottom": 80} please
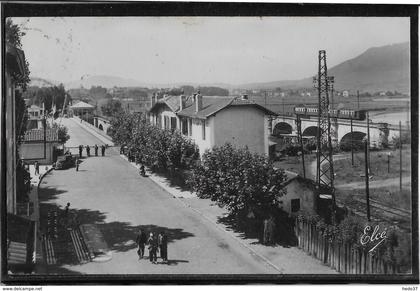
{"left": 136, "top": 229, "right": 147, "bottom": 260}
{"left": 34, "top": 161, "right": 39, "bottom": 176}
{"left": 158, "top": 231, "right": 168, "bottom": 263}
{"left": 78, "top": 145, "right": 83, "bottom": 158}
{"left": 75, "top": 157, "right": 80, "bottom": 171}
{"left": 101, "top": 145, "right": 106, "bottom": 156}
{"left": 94, "top": 144, "right": 98, "bottom": 156}
{"left": 147, "top": 232, "right": 158, "bottom": 264}
{"left": 86, "top": 145, "right": 90, "bottom": 157}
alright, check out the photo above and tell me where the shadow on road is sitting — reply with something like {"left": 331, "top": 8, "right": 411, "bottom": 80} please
{"left": 217, "top": 213, "right": 298, "bottom": 248}
{"left": 38, "top": 185, "right": 195, "bottom": 273}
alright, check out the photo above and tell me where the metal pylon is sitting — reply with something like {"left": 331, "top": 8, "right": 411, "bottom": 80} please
{"left": 313, "top": 50, "right": 336, "bottom": 222}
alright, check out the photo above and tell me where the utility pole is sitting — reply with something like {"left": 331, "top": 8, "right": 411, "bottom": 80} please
{"left": 366, "top": 111, "right": 371, "bottom": 174}
{"left": 313, "top": 50, "right": 336, "bottom": 224}
{"left": 357, "top": 90, "right": 360, "bottom": 110}
{"left": 364, "top": 139, "right": 371, "bottom": 221}
{"left": 399, "top": 121, "right": 403, "bottom": 192}
{"left": 350, "top": 117, "right": 354, "bottom": 166}
{"left": 296, "top": 115, "right": 306, "bottom": 179}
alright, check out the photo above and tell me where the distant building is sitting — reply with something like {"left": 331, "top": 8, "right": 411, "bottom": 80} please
{"left": 342, "top": 90, "right": 349, "bottom": 97}
{"left": 69, "top": 101, "right": 95, "bottom": 122}
{"left": 20, "top": 128, "right": 60, "bottom": 164}
{"left": 27, "top": 105, "right": 45, "bottom": 130}
{"left": 149, "top": 93, "right": 277, "bottom": 156}
{"left": 379, "top": 92, "right": 386, "bottom": 96}
{"left": 277, "top": 175, "right": 317, "bottom": 216}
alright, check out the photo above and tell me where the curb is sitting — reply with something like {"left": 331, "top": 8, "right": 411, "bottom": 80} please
{"left": 70, "top": 117, "right": 114, "bottom": 146}
{"left": 121, "top": 154, "right": 284, "bottom": 274}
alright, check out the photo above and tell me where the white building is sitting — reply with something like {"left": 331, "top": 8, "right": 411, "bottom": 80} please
{"left": 27, "top": 105, "right": 45, "bottom": 130}
{"left": 149, "top": 94, "right": 276, "bottom": 156}
{"left": 20, "top": 128, "right": 60, "bottom": 164}
{"left": 342, "top": 90, "right": 349, "bottom": 97}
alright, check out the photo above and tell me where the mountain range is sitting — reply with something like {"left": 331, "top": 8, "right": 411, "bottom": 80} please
{"left": 30, "top": 42, "right": 410, "bottom": 94}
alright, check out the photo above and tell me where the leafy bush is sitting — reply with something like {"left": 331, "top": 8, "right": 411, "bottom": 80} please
{"left": 187, "top": 143, "right": 287, "bottom": 219}
{"left": 109, "top": 112, "right": 199, "bottom": 175}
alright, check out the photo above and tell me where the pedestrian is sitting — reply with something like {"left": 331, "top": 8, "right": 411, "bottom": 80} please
{"left": 75, "top": 157, "right": 80, "bottom": 171}
{"left": 139, "top": 164, "right": 146, "bottom": 177}
{"left": 34, "top": 161, "right": 40, "bottom": 176}
{"left": 136, "top": 229, "right": 147, "bottom": 260}
{"left": 158, "top": 231, "right": 168, "bottom": 263}
{"left": 94, "top": 144, "right": 98, "bottom": 156}
{"left": 86, "top": 145, "right": 90, "bottom": 157}
{"left": 147, "top": 232, "right": 158, "bottom": 264}
{"left": 65, "top": 203, "right": 70, "bottom": 216}
{"left": 79, "top": 145, "right": 83, "bottom": 158}
{"left": 101, "top": 145, "right": 106, "bottom": 156}
{"left": 263, "top": 215, "right": 276, "bottom": 245}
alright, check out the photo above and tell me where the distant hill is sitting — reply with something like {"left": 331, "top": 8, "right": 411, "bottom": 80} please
{"left": 64, "top": 75, "right": 146, "bottom": 89}
{"left": 240, "top": 42, "right": 410, "bottom": 94}
{"left": 57, "top": 42, "right": 410, "bottom": 94}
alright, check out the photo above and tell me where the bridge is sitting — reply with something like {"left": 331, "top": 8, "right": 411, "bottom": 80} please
{"left": 271, "top": 114, "right": 407, "bottom": 148}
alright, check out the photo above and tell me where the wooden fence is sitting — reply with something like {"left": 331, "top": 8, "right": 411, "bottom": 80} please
{"left": 294, "top": 218, "right": 398, "bottom": 274}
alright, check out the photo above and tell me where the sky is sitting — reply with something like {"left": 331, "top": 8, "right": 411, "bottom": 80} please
{"left": 12, "top": 17, "right": 410, "bottom": 86}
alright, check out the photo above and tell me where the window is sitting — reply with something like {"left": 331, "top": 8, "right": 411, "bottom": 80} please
{"left": 188, "top": 119, "right": 192, "bottom": 136}
{"left": 291, "top": 199, "right": 300, "bottom": 213}
{"left": 171, "top": 117, "right": 177, "bottom": 131}
{"left": 164, "top": 116, "right": 170, "bottom": 129}
{"left": 201, "top": 120, "right": 206, "bottom": 140}
{"left": 182, "top": 119, "right": 188, "bottom": 135}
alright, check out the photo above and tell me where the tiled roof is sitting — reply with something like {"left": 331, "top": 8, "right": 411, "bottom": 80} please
{"left": 149, "top": 95, "right": 194, "bottom": 113}
{"left": 177, "top": 96, "right": 278, "bottom": 119}
{"left": 70, "top": 101, "right": 94, "bottom": 109}
{"left": 177, "top": 96, "right": 233, "bottom": 119}
{"left": 24, "top": 129, "right": 59, "bottom": 142}
{"left": 28, "top": 105, "right": 42, "bottom": 111}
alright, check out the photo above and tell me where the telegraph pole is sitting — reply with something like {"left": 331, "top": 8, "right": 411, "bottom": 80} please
{"left": 366, "top": 111, "right": 371, "bottom": 174}
{"left": 399, "top": 121, "right": 403, "bottom": 192}
{"left": 357, "top": 90, "right": 360, "bottom": 110}
{"left": 364, "top": 139, "right": 371, "bottom": 221}
{"left": 350, "top": 117, "right": 354, "bottom": 166}
{"left": 296, "top": 115, "right": 306, "bottom": 179}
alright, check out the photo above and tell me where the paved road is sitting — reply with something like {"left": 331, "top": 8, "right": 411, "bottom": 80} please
{"left": 39, "top": 118, "right": 278, "bottom": 274}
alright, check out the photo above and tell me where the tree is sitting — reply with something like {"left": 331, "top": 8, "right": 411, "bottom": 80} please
{"left": 7, "top": 19, "right": 31, "bottom": 203}
{"left": 6, "top": 19, "right": 30, "bottom": 90}
{"left": 197, "top": 86, "right": 229, "bottom": 96}
{"left": 51, "top": 122, "right": 70, "bottom": 144}
{"left": 188, "top": 144, "right": 287, "bottom": 220}
{"left": 101, "top": 99, "right": 123, "bottom": 117}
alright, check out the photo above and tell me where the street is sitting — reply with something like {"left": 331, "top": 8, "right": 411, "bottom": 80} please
{"left": 39, "top": 118, "right": 278, "bottom": 274}
{"left": 37, "top": 117, "right": 336, "bottom": 275}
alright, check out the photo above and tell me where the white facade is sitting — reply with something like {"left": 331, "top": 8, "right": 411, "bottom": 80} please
{"left": 149, "top": 98, "right": 272, "bottom": 156}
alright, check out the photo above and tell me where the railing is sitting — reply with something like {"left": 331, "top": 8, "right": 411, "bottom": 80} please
{"left": 294, "top": 218, "right": 399, "bottom": 274}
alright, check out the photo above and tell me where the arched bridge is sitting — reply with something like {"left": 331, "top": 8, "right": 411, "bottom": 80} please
{"left": 271, "top": 115, "right": 406, "bottom": 148}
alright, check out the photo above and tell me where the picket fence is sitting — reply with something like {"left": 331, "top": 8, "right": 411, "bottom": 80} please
{"left": 294, "top": 218, "right": 399, "bottom": 274}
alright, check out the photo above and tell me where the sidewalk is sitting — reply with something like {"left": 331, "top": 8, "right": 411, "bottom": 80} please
{"left": 76, "top": 117, "right": 337, "bottom": 274}
{"left": 27, "top": 164, "right": 53, "bottom": 272}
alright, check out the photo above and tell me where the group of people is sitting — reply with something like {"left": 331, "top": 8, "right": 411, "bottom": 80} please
{"left": 136, "top": 229, "right": 168, "bottom": 264}
{"left": 78, "top": 144, "right": 106, "bottom": 158}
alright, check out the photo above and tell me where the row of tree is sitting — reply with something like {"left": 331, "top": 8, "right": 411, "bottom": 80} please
{"left": 23, "top": 84, "right": 69, "bottom": 114}
{"left": 109, "top": 112, "right": 199, "bottom": 174}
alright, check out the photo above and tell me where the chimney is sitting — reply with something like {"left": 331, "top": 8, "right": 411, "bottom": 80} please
{"left": 179, "top": 95, "right": 186, "bottom": 111}
{"left": 195, "top": 92, "right": 203, "bottom": 112}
